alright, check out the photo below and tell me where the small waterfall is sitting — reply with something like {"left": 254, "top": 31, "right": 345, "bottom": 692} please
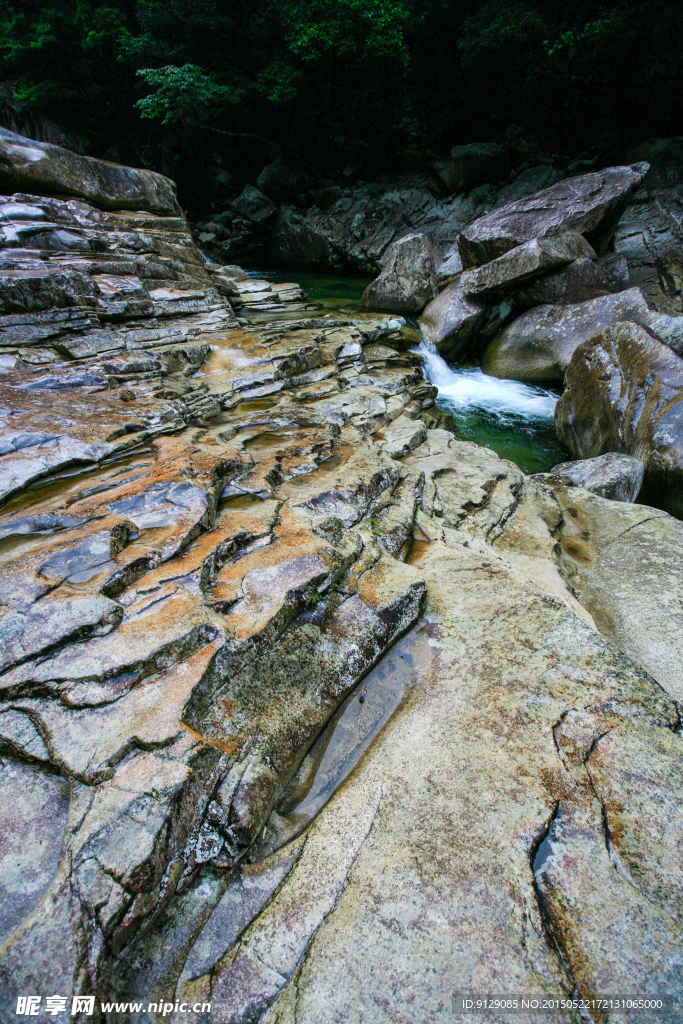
{"left": 414, "top": 337, "right": 558, "bottom": 422}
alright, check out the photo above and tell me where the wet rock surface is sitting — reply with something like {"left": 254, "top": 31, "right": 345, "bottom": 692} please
{"left": 1, "top": 137, "right": 683, "bottom": 1024}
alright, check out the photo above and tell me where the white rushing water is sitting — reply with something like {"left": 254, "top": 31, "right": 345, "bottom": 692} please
{"left": 416, "top": 339, "right": 558, "bottom": 422}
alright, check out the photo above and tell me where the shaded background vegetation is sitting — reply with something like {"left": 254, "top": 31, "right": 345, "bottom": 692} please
{"left": 0, "top": 0, "right": 681, "bottom": 211}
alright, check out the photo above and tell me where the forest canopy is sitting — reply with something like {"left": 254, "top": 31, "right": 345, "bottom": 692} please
{"left": 0, "top": 0, "right": 681, "bottom": 208}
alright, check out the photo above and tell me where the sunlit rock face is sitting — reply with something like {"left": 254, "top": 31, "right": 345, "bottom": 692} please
{"left": 0, "top": 134, "right": 682, "bottom": 1023}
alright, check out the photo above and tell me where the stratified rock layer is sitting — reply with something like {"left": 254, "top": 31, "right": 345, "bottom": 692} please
{"left": 1, "top": 137, "right": 683, "bottom": 1024}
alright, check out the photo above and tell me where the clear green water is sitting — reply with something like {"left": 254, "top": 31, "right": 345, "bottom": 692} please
{"left": 247, "top": 267, "right": 372, "bottom": 312}
{"left": 250, "top": 268, "right": 568, "bottom": 475}
{"left": 440, "top": 401, "right": 567, "bottom": 475}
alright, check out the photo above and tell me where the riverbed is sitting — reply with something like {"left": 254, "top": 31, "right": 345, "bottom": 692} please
{"left": 249, "top": 268, "right": 567, "bottom": 475}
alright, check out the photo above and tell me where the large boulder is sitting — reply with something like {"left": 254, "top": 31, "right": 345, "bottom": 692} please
{"left": 481, "top": 287, "right": 653, "bottom": 383}
{"left": 460, "top": 232, "right": 596, "bottom": 296}
{"left": 491, "top": 164, "right": 564, "bottom": 208}
{"left": 0, "top": 127, "right": 180, "bottom": 214}
{"left": 231, "top": 184, "right": 277, "bottom": 224}
{"left": 256, "top": 162, "right": 311, "bottom": 202}
{"left": 549, "top": 452, "right": 644, "bottom": 503}
{"left": 518, "top": 254, "right": 629, "bottom": 307}
{"left": 433, "top": 142, "right": 511, "bottom": 192}
{"left": 418, "top": 277, "right": 486, "bottom": 357}
{"left": 361, "top": 232, "right": 436, "bottom": 314}
{"left": 458, "top": 164, "right": 648, "bottom": 268}
{"left": 555, "top": 320, "right": 683, "bottom": 516}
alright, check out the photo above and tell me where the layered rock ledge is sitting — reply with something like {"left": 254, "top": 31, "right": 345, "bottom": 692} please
{"left": 0, "top": 135, "right": 682, "bottom": 1024}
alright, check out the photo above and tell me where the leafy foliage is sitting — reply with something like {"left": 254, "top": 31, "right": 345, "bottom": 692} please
{"left": 135, "top": 65, "right": 242, "bottom": 125}
{"left": 0, "top": 0, "right": 681, "bottom": 209}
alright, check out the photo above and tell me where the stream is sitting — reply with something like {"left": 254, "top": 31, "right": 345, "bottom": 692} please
{"left": 414, "top": 339, "right": 566, "bottom": 474}
{"left": 250, "top": 268, "right": 568, "bottom": 475}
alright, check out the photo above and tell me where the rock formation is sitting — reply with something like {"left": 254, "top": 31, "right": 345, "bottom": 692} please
{"left": 546, "top": 452, "right": 644, "bottom": 503}
{"left": 417, "top": 277, "right": 488, "bottom": 357}
{"left": 361, "top": 231, "right": 436, "bottom": 313}
{"left": 457, "top": 164, "right": 647, "bottom": 267}
{"left": 359, "top": 160, "right": 682, "bottom": 379}
{"left": 516, "top": 254, "right": 629, "bottom": 307}
{"left": 195, "top": 162, "right": 573, "bottom": 280}
{"left": 0, "top": 127, "right": 181, "bottom": 214}
{"left": 555, "top": 319, "right": 683, "bottom": 516}
{"left": 460, "top": 232, "right": 597, "bottom": 296}
{"left": 481, "top": 287, "right": 654, "bottom": 383}
{"left": 1, "top": 134, "right": 683, "bottom": 1024}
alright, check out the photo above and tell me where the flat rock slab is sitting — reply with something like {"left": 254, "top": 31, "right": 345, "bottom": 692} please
{"left": 458, "top": 164, "right": 647, "bottom": 267}
{"left": 460, "top": 232, "right": 596, "bottom": 296}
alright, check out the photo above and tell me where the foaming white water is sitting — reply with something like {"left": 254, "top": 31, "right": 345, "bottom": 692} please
{"left": 416, "top": 340, "right": 558, "bottom": 421}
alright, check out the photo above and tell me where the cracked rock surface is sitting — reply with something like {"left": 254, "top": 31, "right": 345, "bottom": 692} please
{"left": 0, "top": 138, "right": 682, "bottom": 1024}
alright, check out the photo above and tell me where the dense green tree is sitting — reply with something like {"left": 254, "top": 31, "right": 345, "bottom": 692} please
{"left": 0, "top": 0, "right": 681, "bottom": 210}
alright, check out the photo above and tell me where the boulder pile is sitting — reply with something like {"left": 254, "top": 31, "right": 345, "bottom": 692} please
{"left": 414, "top": 162, "right": 683, "bottom": 366}
{"left": 354, "top": 156, "right": 683, "bottom": 519}
{"left": 195, "top": 139, "right": 683, "bottom": 324}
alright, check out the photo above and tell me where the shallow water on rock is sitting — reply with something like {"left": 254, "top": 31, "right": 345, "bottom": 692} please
{"left": 286, "top": 624, "right": 430, "bottom": 821}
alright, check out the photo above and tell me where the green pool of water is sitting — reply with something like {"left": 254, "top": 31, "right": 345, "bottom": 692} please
{"left": 247, "top": 267, "right": 372, "bottom": 311}
{"left": 439, "top": 401, "right": 567, "bottom": 475}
